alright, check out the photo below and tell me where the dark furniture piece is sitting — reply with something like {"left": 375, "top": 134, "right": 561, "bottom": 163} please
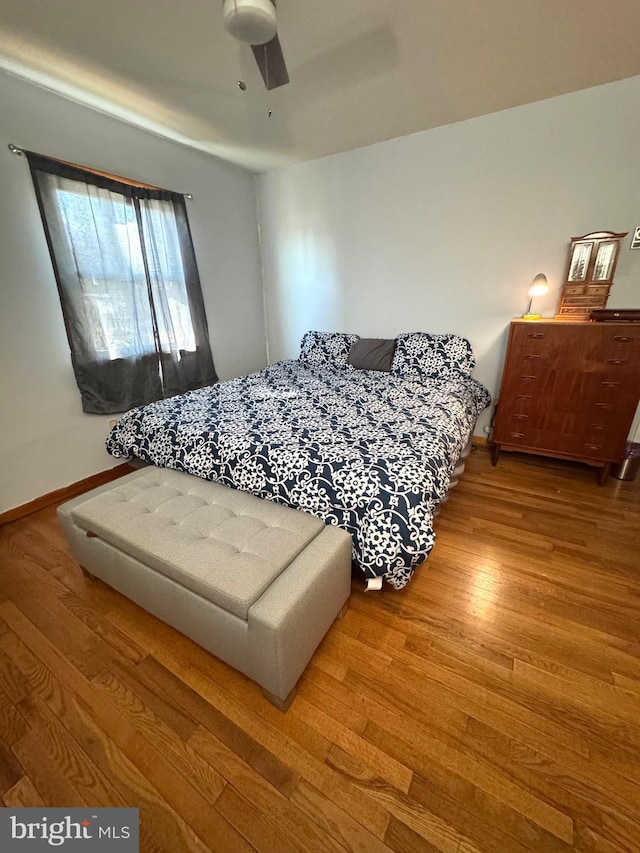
{"left": 591, "top": 309, "right": 640, "bottom": 323}
{"left": 491, "top": 320, "right": 640, "bottom": 484}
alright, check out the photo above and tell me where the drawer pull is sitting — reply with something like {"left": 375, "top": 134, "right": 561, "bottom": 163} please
{"left": 509, "top": 432, "right": 525, "bottom": 439}
{"left": 590, "top": 424, "right": 606, "bottom": 431}
{"left": 520, "top": 375, "right": 537, "bottom": 381}
{"left": 516, "top": 394, "right": 532, "bottom": 401}
{"left": 584, "top": 443, "right": 602, "bottom": 451}
{"left": 527, "top": 333, "right": 545, "bottom": 339}
{"left": 596, "top": 402, "right": 613, "bottom": 410}
{"left": 524, "top": 354, "right": 541, "bottom": 360}
{"left": 613, "top": 335, "right": 632, "bottom": 342}
{"left": 512, "top": 414, "right": 528, "bottom": 420}
{"left": 601, "top": 381, "right": 620, "bottom": 388}
{"left": 607, "top": 359, "right": 626, "bottom": 365}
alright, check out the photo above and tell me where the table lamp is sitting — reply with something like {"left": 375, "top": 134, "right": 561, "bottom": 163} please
{"left": 523, "top": 273, "right": 549, "bottom": 319}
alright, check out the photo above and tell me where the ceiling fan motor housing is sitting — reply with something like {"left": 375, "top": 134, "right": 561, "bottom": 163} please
{"left": 222, "top": 0, "right": 277, "bottom": 45}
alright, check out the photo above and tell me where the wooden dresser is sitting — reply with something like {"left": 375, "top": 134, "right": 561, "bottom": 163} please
{"left": 491, "top": 320, "right": 640, "bottom": 483}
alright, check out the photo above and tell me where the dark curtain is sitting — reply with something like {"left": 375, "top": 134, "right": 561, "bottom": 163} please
{"left": 27, "top": 152, "right": 217, "bottom": 414}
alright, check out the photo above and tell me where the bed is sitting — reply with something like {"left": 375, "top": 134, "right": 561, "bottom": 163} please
{"left": 106, "top": 331, "right": 491, "bottom": 589}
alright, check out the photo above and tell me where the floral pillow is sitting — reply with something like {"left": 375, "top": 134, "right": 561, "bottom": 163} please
{"left": 299, "top": 331, "right": 360, "bottom": 371}
{"left": 391, "top": 332, "right": 475, "bottom": 379}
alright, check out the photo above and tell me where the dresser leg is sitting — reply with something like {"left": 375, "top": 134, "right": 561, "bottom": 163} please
{"left": 491, "top": 443, "right": 500, "bottom": 467}
{"left": 597, "top": 463, "right": 611, "bottom": 486}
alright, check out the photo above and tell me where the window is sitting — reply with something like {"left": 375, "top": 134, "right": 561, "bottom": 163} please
{"left": 27, "top": 152, "right": 217, "bottom": 414}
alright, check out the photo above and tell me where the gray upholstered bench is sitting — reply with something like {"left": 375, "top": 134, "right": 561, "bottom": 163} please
{"left": 57, "top": 467, "right": 352, "bottom": 709}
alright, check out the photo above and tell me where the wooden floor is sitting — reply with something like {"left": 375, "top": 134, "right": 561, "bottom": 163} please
{"left": 0, "top": 446, "right": 639, "bottom": 853}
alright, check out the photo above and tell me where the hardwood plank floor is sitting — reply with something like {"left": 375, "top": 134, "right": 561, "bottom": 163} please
{"left": 0, "top": 446, "right": 638, "bottom": 852}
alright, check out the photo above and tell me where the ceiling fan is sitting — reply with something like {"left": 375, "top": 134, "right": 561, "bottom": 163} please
{"left": 222, "top": 0, "right": 289, "bottom": 90}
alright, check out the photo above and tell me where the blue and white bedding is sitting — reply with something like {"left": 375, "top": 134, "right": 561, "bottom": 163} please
{"left": 106, "top": 356, "right": 490, "bottom": 589}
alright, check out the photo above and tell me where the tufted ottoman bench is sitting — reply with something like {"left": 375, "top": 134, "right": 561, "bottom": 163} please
{"left": 57, "top": 467, "right": 352, "bottom": 709}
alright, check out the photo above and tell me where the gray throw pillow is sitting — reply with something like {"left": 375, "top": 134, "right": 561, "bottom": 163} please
{"left": 348, "top": 338, "right": 396, "bottom": 372}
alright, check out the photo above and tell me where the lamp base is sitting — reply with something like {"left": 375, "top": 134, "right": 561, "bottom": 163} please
{"left": 522, "top": 313, "right": 542, "bottom": 320}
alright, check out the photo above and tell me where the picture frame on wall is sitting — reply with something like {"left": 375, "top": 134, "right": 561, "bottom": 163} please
{"left": 630, "top": 226, "right": 640, "bottom": 250}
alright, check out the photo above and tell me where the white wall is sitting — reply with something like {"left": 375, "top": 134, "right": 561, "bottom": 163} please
{"left": 0, "top": 70, "right": 265, "bottom": 513}
{"left": 257, "top": 76, "right": 640, "bottom": 439}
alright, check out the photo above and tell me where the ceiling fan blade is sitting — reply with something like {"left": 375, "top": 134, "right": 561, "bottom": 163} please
{"left": 251, "top": 34, "right": 289, "bottom": 90}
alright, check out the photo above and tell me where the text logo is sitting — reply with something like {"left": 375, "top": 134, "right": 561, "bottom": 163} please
{"left": 1, "top": 808, "right": 138, "bottom": 851}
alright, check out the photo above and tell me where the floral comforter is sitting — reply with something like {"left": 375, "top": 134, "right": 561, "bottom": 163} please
{"left": 106, "top": 360, "right": 490, "bottom": 588}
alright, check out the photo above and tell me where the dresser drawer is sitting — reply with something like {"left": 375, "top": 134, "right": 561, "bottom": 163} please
{"left": 596, "top": 327, "right": 640, "bottom": 364}
{"left": 562, "top": 296, "right": 608, "bottom": 308}
{"left": 586, "top": 285, "right": 610, "bottom": 297}
{"left": 556, "top": 307, "right": 592, "bottom": 318}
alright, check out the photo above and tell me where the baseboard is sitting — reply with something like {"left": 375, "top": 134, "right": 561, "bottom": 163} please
{"left": 473, "top": 435, "right": 489, "bottom": 447}
{"left": 0, "top": 463, "right": 133, "bottom": 526}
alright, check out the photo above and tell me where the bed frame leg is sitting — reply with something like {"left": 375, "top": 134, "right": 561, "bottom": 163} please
{"left": 365, "top": 577, "right": 383, "bottom": 592}
{"left": 262, "top": 686, "right": 296, "bottom": 711}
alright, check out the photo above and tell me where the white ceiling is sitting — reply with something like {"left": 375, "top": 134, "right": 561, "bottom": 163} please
{"left": 1, "top": 0, "right": 640, "bottom": 173}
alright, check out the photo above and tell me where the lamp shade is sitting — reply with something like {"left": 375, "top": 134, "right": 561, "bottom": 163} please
{"left": 223, "top": 0, "right": 277, "bottom": 45}
{"left": 528, "top": 273, "right": 549, "bottom": 298}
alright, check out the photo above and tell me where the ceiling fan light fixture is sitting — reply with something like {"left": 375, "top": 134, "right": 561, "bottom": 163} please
{"left": 222, "top": 0, "right": 277, "bottom": 45}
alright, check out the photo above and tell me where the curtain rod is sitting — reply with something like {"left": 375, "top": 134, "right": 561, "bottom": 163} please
{"left": 7, "top": 143, "right": 193, "bottom": 199}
